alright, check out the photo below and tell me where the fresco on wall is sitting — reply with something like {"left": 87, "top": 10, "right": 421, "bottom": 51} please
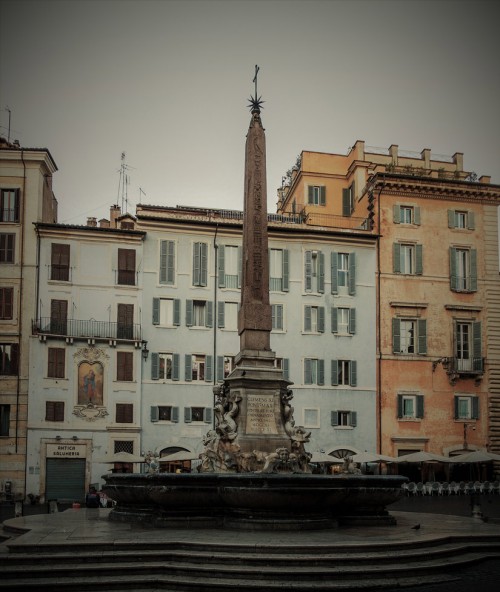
{"left": 78, "top": 361, "right": 104, "bottom": 405}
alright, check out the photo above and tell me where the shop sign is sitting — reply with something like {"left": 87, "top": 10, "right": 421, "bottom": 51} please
{"left": 46, "top": 444, "right": 86, "bottom": 458}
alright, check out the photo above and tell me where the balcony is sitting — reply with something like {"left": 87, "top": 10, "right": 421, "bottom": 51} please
{"left": 32, "top": 318, "right": 142, "bottom": 344}
{"left": 446, "top": 357, "right": 484, "bottom": 385}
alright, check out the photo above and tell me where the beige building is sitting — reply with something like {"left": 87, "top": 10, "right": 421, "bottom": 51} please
{"left": 278, "top": 142, "right": 500, "bottom": 474}
{"left": 0, "top": 137, "right": 58, "bottom": 500}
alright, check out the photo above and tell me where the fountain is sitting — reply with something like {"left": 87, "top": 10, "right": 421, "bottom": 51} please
{"left": 102, "top": 70, "right": 407, "bottom": 530}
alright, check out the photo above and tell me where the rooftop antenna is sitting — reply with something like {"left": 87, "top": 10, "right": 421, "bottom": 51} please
{"left": 5, "top": 107, "right": 11, "bottom": 143}
{"left": 117, "top": 152, "right": 135, "bottom": 213}
{"left": 139, "top": 187, "right": 146, "bottom": 203}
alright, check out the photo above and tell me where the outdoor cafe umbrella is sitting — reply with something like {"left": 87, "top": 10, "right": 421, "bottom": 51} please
{"left": 158, "top": 451, "right": 200, "bottom": 462}
{"left": 392, "top": 451, "right": 452, "bottom": 464}
{"left": 351, "top": 452, "right": 398, "bottom": 464}
{"left": 310, "top": 452, "right": 344, "bottom": 464}
{"left": 451, "top": 450, "right": 500, "bottom": 463}
{"left": 96, "top": 451, "right": 146, "bottom": 463}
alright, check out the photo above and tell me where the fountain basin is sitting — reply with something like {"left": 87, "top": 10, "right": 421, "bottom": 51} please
{"left": 102, "top": 473, "right": 407, "bottom": 530}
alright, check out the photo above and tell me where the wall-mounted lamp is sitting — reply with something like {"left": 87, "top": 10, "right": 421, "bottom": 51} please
{"left": 55, "top": 435, "right": 61, "bottom": 441}
{"left": 72, "top": 436, "right": 78, "bottom": 441}
{"left": 142, "top": 341, "right": 149, "bottom": 360}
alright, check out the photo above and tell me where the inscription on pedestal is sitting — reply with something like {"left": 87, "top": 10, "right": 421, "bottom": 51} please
{"left": 246, "top": 393, "right": 278, "bottom": 434}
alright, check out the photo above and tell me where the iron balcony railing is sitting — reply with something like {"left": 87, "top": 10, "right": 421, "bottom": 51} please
{"left": 448, "top": 356, "right": 484, "bottom": 375}
{"left": 32, "top": 318, "right": 142, "bottom": 342}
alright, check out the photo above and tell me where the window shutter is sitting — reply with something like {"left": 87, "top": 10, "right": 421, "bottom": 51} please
{"left": 415, "top": 244, "right": 423, "bottom": 275}
{"left": 193, "top": 243, "right": 201, "bottom": 285}
{"left": 217, "top": 356, "right": 224, "bottom": 381}
{"left": 467, "top": 211, "right": 475, "bottom": 230}
{"left": 450, "top": 247, "right": 458, "bottom": 291}
{"left": 454, "top": 396, "right": 459, "bottom": 420}
{"left": 166, "top": 240, "right": 175, "bottom": 284}
{"left": 473, "top": 322, "right": 482, "bottom": 366}
{"left": 392, "top": 318, "right": 401, "bottom": 354}
{"left": 173, "top": 299, "right": 181, "bottom": 326}
{"left": 304, "top": 359, "right": 312, "bottom": 385}
{"left": 416, "top": 395, "right": 424, "bottom": 419}
{"left": 172, "top": 406, "right": 179, "bottom": 423}
{"left": 331, "top": 359, "right": 339, "bottom": 386}
{"left": 282, "top": 249, "right": 289, "bottom": 292}
{"left": 184, "top": 354, "right": 192, "bottom": 381}
{"left": 397, "top": 395, "right": 403, "bottom": 419}
{"left": 237, "top": 246, "right": 242, "bottom": 288}
{"left": 159, "top": 240, "right": 168, "bottom": 283}
{"left": 413, "top": 207, "right": 421, "bottom": 225}
{"left": 331, "top": 411, "right": 339, "bottom": 427}
{"left": 472, "top": 397, "right": 479, "bottom": 420}
{"left": 417, "top": 319, "right": 427, "bottom": 355}
{"left": 218, "top": 301, "right": 225, "bottom": 328}
{"left": 350, "top": 411, "right": 357, "bottom": 427}
{"left": 218, "top": 245, "right": 225, "bottom": 287}
{"left": 331, "top": 252, "right": 338, "bottom": 294}
{"left": 350, "top": 360, "right": 357, "bottom": 387}
{"left": 276, "top": 304, "right": 283, "bottom": 330}
{"left": 304, "top": 306, "right": 312, "bottom": 332}
{"left": 393, "top": 243, "right": 401, "bottom": 274}
{"left": 48, "top": 348, "right": 56, "bottom": 377}
{"left": 393, "top": 204, "right": 401, "bottom": 224}
{"left": 184, "top": 407, "right": 192, "bottom": 423}
{"left": 342, "top": 189, "right": 351, "bottom": 217}
{"left": 331, "top": 307, "right": 338, "bottom": 333}
{"left": 318, "top": 359, "right": 325, "bottom": 385}
{"left": 318, "top": 307, "right": 325, "bottom": 333}
{"left": 205, "top": 355, "right": 213, "bottom": 382}
{"left": 186, "top": 300, "right": 193, "bottom": 326}
{"left": 448, "top": 210, "right": 455, "bottom": 228}
{"left": 348, "top": 252, "right": 356, "bottom": 296}
{"left": 305, "top": 251, "right": 312, "bottom": 291}
{"left": 200, "top": 242, "right": 208, "bottom": 286}
{"left": 206, "top": 301, "right": 213, "bottom": 328}
{"left": 151, "top": 352, "right": 159, "bottom": 380}
{"left": 151, "top": 406, "right": 159, "bottom": 422}
{"left": 308, "top": 186, "right": 314, "bottom": 204}
{"left": 349, "top": 308, "right": 356, "bottom": 334}
{"left": 152, "top": 298, "right": 160, "bottom": 325}
{"left": 283, "top": 358, "right": 289, "bottom": 381}
{"left": 320, "top": 186, "right": 326, "bottom": 206}
{"left": 318, "top": 252, "right": 325, "bottom": 293}
{"left": 172, "top": 353, "right": 180, "bottom": 381}
{"left": 204, "top": 408, "right": 213, "bottom": 423}
{"left": 470, "top": 249, "right": 477, "bottom": 291}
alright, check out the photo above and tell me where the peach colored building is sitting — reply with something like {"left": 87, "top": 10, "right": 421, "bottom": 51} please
{"left": 277, "top": 142, "right": 500, "bottom": 472}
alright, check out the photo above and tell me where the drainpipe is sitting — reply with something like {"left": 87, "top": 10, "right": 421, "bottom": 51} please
{"left": 376, "top": 181, "right": 386, "bottom": 454}
{"left": 213, "top": 224, "right": 219, "bottom": 429}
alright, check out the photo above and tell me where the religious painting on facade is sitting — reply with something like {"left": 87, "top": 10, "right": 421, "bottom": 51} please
{"left": 78, "top": 361, "right": 104, "bottom": 405}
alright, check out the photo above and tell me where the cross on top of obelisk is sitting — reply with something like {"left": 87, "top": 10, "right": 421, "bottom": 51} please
{"left": 248, "top": 64, "right": 264, "bottom": 113}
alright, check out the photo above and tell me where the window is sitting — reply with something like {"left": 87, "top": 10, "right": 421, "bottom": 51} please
{"left": 45, "top": 401, "right": 64, "bottom": 422}
{"left": 151, "top": 406, "right": 179, "bottom": 422}
{"left": 304, "top": 250, "right": 325, "bottom": 293}
{"left": 216, "top": 355, "right": 235, "bottom": 380}
{"left": 152, "top": 298, "right": 180, "bottom": 326}
{"left": 151, "top": 352, "right": 180, "bottom": 381}
{"left": 274, "top": 357, "right": 290, "bottom": 380}
{"left": 185, "top": 354, "right": 212, "bottom": 382}
{"left": 117, "top": 303, "right": 134, "bottom": 339}
{"left": 50, "top": 299, "right": 68, "bottom": 335}
{"left": 304, "top": 305, "right": 325, "bottom": 333}
{"left": 269, "top": 248, "right": 289, "bottom": 292}
{"left": 392, "top": 318, "right": 427, "bottom": 355}
{"left": 117, "top": 248, "right": 136, "bottom": 285}
{"left": 218, "top": 245, "right": 241, "bottom": 289}
{"left": 218, "top": 301, "right": 238, "bottom": 330}
{"left": 0, "top": 234, "right": 15, "bottom": 263}
{"left": 114, "top": 440, "right": 134, "bottom": 454}
{"left": 450, "top": 247, "right": 477, "bottom": 292}
{"left": 193, "top": 242, "right": 208, "bottom": 286}
{"left": 186, "top": 300, "right": 213, "bottom": 327}
{"left": 331, "top": 307, "right": 355, "bottom": 334}
{"left": 454, "top": 395, "right": 479, "bottom": 420}
{"left": 303, "top": 408, "right": 320, "bottom": 428}
{"left": 184, "top": 406, "right": 212, "bottom": 423}
{"left": 331, "top": 360, "right": 357, "bottom": 386}
{"left": 117, "top": 351, "right": 133, "bottom": 381}
{"left": 394, "top": 204, "right": 421, "bottom": 225}
{"left": 454, "top": 321, "right": 483, "bottom": 373}
{"left": 159, "top": 240, "right": 175, "bottom": 285}
{"left": 448, "top": 210, "right": 474, "bottom": 230}
{"left": 397, "top": 394, "right": 424, "bottom": 419}
{"left": 47, "top": 347, "right": 65, "bottom": 378}
{"left": 0, "top": 404, "right": 10, "bottom": 436}
{"left": 50, "top": 243, "right": 70, "bottom": 281}
{"left": 331, "top": 252, "right": 356, "bottom": 295}
{"left": 331, "top": 410, "right": 357, "bottom": 427}
{"left": 116, "top": 403, "right": 133, "bottom": 423}
{"left": 0, "top": 287, "right": 13, "bottom": 319}
{"left": 307, "top": 185, "right": 326, "bottom": 206}
{"left": 342, "top": 183, "right": 355, "bottom": 217}
{"left": 393, "top": 243, "right": 423, "bottom": 275}
{"left": 271, "top": 304, "right": 284, "bottom": 331}
{"left": 0, "top": 189, "right": 20, "bottom": 222}
{"left": 0, "top": 343, "right": 18, "bottom": 375}
{"left": 304, "top": 358, "right": 324, "bottom": 385}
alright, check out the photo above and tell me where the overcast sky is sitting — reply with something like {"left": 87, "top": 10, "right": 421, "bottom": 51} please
{"left": 1, "top": 0, "right": 499, "bottom": 224}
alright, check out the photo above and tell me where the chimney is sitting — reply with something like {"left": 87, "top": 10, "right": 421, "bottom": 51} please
{"left": 87, "top": 217, "right": 97, "bottom": 227}
{"left": 110, "top": 205, "right": 121, "bottom": 228}
{"left": 99, "top": 218, "right": 110, "bottom": 228}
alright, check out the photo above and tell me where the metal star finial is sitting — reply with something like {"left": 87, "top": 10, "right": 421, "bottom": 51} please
{"left": 248, "top": 64, "right": 264, "bottom": 113}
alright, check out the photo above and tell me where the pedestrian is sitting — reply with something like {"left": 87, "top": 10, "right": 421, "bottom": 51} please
{"left": 85, "top": 486, "right": 100, "bottom": 508}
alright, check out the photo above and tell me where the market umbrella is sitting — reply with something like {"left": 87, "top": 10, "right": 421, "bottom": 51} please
{"left": 393, "top": 451, "right": 452, "bottom": 463}
{"left": 310, "top": 452, "right": 345, "bottom": 464}
{"left": 158, "top": 451, "right": 200, "bottom": 462}
{"left": 451, "top": 450, "right": 500, "bottom": 463}
{"left": 351, "top": 452, "right": 398, "bottom": 464}
{"left": 96, "top": 451, "right": 145, "bottom": 463}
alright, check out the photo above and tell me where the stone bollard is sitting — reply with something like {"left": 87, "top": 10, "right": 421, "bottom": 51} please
{"left": 14, "top": 501, "right": 23, "bottom": 517}
{"left": 48, "top": 500, "right": 58, "bottom": 513}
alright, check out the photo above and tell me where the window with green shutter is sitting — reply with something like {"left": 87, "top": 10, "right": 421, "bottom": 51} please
{"left": 308, "top": 186, "right": 326, "bottom": 206}
{"left": 159, "top": 240, "right": 175, "bottom": 285}
{"left": 193, "top": 242, "right": 208, "bottom": 286}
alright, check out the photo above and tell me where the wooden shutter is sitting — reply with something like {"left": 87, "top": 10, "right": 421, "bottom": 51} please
{"left": 237, "top": 246, "right": 242, "bottom": 288}
{"left": 349, "top": 308, "right": 356, "bottom": 334}
{"left": 470, "top": 249, "right": 477, "bottom": 291}
{"left": 218, "top": 301, "right": 225, "bottom": 328}
{"left": 283, "top": 358, "right": 289, "bottom": 381}
{"left": 342, "top": 188, "right": 351, "bottom": 217}
{"left": 152, "top": 298, "right": 160, "bottom": 325}
{"left": 318, "top": 307, "right": 325, "bottom": 333}
{"left": 308, "top": 186, "right": 314, "bottom": 204}
{"left": 397, "top": 395, "right": 403, "bottom": 419}
{"left": 348, "top": 253, "right": 356, "bottom": 296}
{"left": 413, "top": 207, "right": 421, "bottom": 225}
{"left": 282, "top": 249, "right": 289, "bottom": 292}
{"left": 467, "top": 211, "right": 475, "bottom": 230}
{"left": 204, "top": 408, "right": 213, "bottom": 423}
{"left": 331, "top": 307, "right": 338, "bottom": 333}
{"left": 318, "top": 359, "right": 325, "bottom": 385}
{"left": 473, "top": 322, "right": 482, "bottom": 369}
{"left": 449, "top": 247, "right": 458, "bottom": 291}
{"left": 118, "top": 249, "right": 135, "bottom": 285}
{"left": 186, "top": 300, "right": 193, "bottom": 326}
{"left": 218, "top": 245, "right": 225, "bottom": 287}
{"left": 172, "top": 353, "right": 180, "bottom": 380}
{"left": 0, "top": 287, "right": 13, "bottom": 319}
{"left": 171, "top": 407, "right": 179, "bottom": 422}
{"left": 160, "top": 240, "right": 175, "bottom": 284}
{"left": 304, "top": 359, "right": 312, "bottom": 385}
{"left": 50, "top": 300, "right": 67, "bottom": 334}
{"left": 117, "top": 303, "right": 134, "bottom": 339}
{"left": 416, "top": 395, "right": 424, "bottom": 419}
{"left": 331, "top": 252, "right": 338, "bottom": 294}
{"left": 331, "top": 411, "right": 339, "bottom": 426}
{"left": 393, "top": 243, "right": 401, "bottom": 274}
{"left": 151, "top": 352, "right": 159, "bottom": 380}
{"left": 206, "top": 301, "right": 213, "bottom": 328}
{"left": 448, "top": 210, "right": 455, "bottom": 228}
{"left": 48, "top": 348, "right": 65, "bottom": 378}
{"left": 318, "top": 252, "right": 325, "bottom": 293}
{"left": 304, "top": 251, "right": 312, "bottom": 291}
{"left": 205, "top": 355, "right": 213, "bottom": 382}
{"left": 304, "top": 306, "right": 312, "bottom": 332}
{"left": 116, "top": 403, "right": 133, "bottom": 423}
{"left": 349, "top": 360, "right": 357, "bottom": 387}
{"left": 217, "top": 356, "right": 224, "bottom": 381}
{"left": 472, "top": 397, "right": 479, "bottom": 420}
{"left": 320, "top": 186, "right": 326, "bottom": 206}
{"left": 417, "top": 320, "right": 427, "bottom": 355}
{"left": 184, "top": 354, "right": 192, "bottom": 381}
{"left": 454, "top": 396, "right": 459, "bottom": 420}
{"left": 392, "top": 318, "right": 401, "bottom": 354}
{"left": 150, "top": 406, "right": 159, "bottom": 422}
{"left": 200, "top": 243, "right": 208, "bottom": 286}
{"left": 350, "top": 411, "right": 357, "bottom": 427}
{"left": 51, "top": 243, "right": 70, "bottom": 281}
{"left": 415, "top": 244, "right": 423, "bottom": 275}
{"left": 193, "top": 243, "right": 201, "bottom": 285}
{"left": 173, "top": 299, "right": 181, "bottom": 326}
{"left": 117, "top": 351, "right": 133, "bottom": 381}
{"left": 393, "top": 204, "right": 401, "bottom": 224}
{"left": 184, "top": 407, "right": 192, "bottom": 423}
{"left": 331, "top": 360, "right": 338, "bottom": 386}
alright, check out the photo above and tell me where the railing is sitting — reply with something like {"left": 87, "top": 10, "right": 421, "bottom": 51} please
{"left": 448, "top": 357, "right": 484, "bottom": 375}
{"left": 32, "top": 318, "right": 142, "bottom": 341}
{"left": 303, "top": 212, "right": 371, "bottom": 231}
